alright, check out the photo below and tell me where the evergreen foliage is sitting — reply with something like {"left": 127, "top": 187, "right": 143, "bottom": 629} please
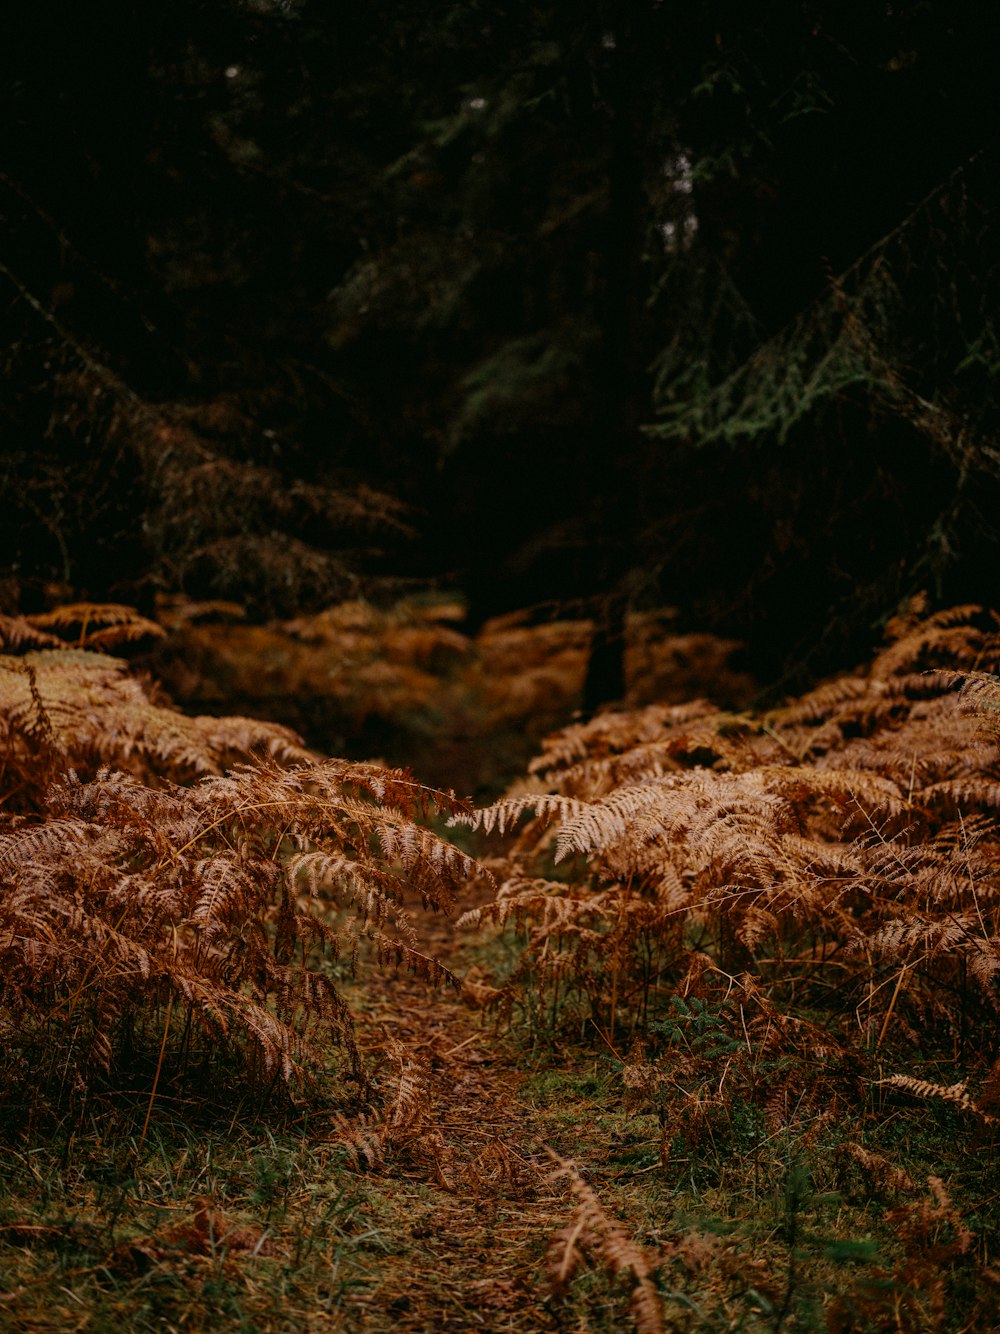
{"left": 3, "top": 2, "right": 998, "bottom": 673}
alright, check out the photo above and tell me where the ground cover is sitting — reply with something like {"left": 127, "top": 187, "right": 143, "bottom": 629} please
{"left": 1, "top": 600, "right": 999, "bottom": 1331}
{"left": 2, "top": 905, "right": 996, "bottom": 1332}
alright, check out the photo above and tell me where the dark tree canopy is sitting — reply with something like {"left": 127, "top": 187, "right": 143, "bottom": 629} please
{"left": 2, "top": 0, "right": 998, "bottom": 686}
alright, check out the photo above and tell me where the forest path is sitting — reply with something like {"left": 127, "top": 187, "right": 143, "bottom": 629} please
{"left": 344, "top": 907, "right": 566, "bottom": 1332}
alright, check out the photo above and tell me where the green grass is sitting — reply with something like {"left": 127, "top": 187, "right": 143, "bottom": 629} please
{"left": 0, "top": 1100, "right": 388, "bottom": 1333}
{"left": 2, "top": 926, "right": 998, "bottom": 1332}
{"left": 512, "top": 1042, "right": 998, "bottom": 1330}
{"left": 454, "top": 916, "right": 1000, "bottom": 1333}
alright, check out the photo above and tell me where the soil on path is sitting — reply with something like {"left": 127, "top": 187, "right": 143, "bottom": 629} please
{"left": 343, "top": 905, "right": 567, "bottom": 1333}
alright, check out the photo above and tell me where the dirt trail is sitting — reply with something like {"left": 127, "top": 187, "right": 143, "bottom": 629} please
{"left": 346, "top": 909, "right": 566, "bottom": 1333}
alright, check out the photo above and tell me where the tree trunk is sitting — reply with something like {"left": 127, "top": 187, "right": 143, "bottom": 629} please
{"left": 582, "top": 5, "right": 652, "bottom": 713}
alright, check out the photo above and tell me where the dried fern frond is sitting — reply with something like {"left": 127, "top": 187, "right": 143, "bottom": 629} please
{"left": 0, "top": 614, "right": 65, "bottom": 653}
{"left": 526, "top": 700, "right": 726, "bottom": 782}
{"left": 24, "top": 602, "right": 166, "bottom": 651}
{"left": 877, "top": 1074, "right": 993, "bottom": 1121}
{"left": 0, "top": 631, "right": 483, "bottom": 1114}
{"left": 547, "top": 1151, "right": 665, "bottom": 1334}
{"left": 838, "top": 1141, "right": 916, "bottom": 1196}
{"left": 328, "top": 1039, "right": 458, "bottom": 1189}
{"left": 872, "top": 604, "right": 995, "bottom": 679}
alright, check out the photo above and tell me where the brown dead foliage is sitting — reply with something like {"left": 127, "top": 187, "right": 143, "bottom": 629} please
{"left": 0, "top": 611, "right": 484, "bottom": 1115}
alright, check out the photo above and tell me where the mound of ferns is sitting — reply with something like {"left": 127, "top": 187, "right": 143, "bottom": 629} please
{"left": 0, "top": 608, "right": 479, "bottom": 1109}
{"left": 461, "top": 604, "right": 1000, "bottom": 1123}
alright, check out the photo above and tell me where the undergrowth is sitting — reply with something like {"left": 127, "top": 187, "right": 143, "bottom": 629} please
{"left": 0, "top": 603, "right": 479, "bottom": 1127}
{"left": 459, "top": 600, "right": 1000, "bottom": 1329}
{"left": 3, "top": 597, "right": 1000, "bottom": 1330}
{"left": 503, "top": 1024, "right": 999, "bottom": 1332}
{"left": 147, "top": 597, "right": 756, "bottom": 796}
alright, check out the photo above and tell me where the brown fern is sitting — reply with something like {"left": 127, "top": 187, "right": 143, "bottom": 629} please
{"left": 0, "top": 626, "right": 483, "bottom": 1119}
{"left": 0, "top": 648, "right": 313, "bottom": 811}
{"left": 0, "top": 755, "right": 478, "bottom": 1112}
{"left": 829, "top": 1174, "right": 984, "bottom": 1333}
{"left": 461, "top": 604, "right": 1000, "bottom": 1136}
{"left": 329, "top": 1037, "right": 459, "bottom": 1190}
{"left": 23, "top": 602, "right": 166, "bottom": 651}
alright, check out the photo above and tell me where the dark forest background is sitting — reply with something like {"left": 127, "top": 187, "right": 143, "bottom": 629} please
{"left": 3, "top": 0, "right": 999, "bottom": 701}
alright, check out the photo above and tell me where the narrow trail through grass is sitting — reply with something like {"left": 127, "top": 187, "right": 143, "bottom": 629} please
{"left": 4, "top": 894, "right": 997, "bottom": 1332}
{"left": 348, "top": 931, "right": 566, "bottom": 1331}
